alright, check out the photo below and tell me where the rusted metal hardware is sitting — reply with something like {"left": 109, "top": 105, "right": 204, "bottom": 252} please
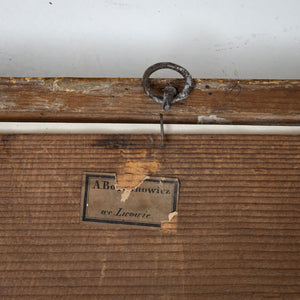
{"left": 162, "top": 86, "right": 177, "bottom": 111}
{"left": 142, "top": 62, "right": 194, "bottom": 147}
{"left": 160, "top": 113, "right": 165, "bottom": 147}
{"left": 142, "top": 62, "right": 194, "bottom": 111}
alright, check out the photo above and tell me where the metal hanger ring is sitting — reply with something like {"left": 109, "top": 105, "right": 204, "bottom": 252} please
{"left": 142, "top": 62, "right": 194, "bottom": 105}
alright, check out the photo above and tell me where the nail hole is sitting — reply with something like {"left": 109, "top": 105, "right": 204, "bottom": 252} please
{"left": 205, "top": 85, "right": 210, "bottom": 89}
{"left": 208, "top": 92, "right": 212, "bottom": 95}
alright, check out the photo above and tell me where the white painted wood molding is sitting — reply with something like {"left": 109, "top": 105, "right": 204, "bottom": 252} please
{"left": 0, "top": 122, "right": 299, "bottom": 135}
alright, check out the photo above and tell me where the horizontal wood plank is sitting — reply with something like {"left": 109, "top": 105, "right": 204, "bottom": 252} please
{"left": 0, "top": 78, "right": 300, "bottom": 124}
{"left": 0, "top": 134, "right": 300, "bottom": 299}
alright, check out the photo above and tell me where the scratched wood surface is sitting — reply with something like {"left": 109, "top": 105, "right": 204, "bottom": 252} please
{"left": 1, "top": 134, "right": 300, "bottom": 299}
{"left": 0, "top": 78, "right": 300, "bottom": 124}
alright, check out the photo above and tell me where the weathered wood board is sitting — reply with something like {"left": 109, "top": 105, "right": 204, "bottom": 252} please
{"left": 1, "top": 134, "right": 300, "bottom": 299}
{"left": 0, "top": 77, "right": 300, "bottom": 299}
{"left": 0, "top": 78, "right": 299, "bottom": 124}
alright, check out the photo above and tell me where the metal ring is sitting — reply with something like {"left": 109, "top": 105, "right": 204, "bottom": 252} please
{"left": 142, "top": 62, "right": 194, "bottom": 106}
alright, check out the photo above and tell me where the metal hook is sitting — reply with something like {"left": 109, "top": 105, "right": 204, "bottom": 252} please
{"left": 162, "top": 86, "right": 177, "bottom": 111}
{"left": 142, "top": 62, "right": 194, "bottom": 111}
{"left": 160, "top": 87, "right": 177, "bottom": 147}
{"left": 160, "top": 113, "right": 164, "bottom": 147}
{"left": 142, "top": 62, "right": 194, "bottom": 147}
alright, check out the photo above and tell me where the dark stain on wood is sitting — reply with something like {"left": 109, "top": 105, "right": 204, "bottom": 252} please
{"left": 92, "top": 137, "right": 130, "bottom": 149}
{"left": 0, "top": 134, "right": 19, "bottom": 145}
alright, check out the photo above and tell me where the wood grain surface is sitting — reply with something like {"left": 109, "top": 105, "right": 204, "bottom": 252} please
{"left": 0, "top": 78, "right": 300, "bottom": 125}
{"left": 1, "top": 134, "right": 300, "bottom": 299}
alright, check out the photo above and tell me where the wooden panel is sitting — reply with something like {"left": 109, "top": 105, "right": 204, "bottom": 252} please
{"left": 0, "top": 78, "right": 300, "bottom": 124}
{"left": 1, "top": 134, "right": 300, "bottom": 299}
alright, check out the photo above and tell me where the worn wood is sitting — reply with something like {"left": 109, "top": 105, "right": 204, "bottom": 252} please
{"left": 1, "top": 134, "right": 300, "bottom": 299}
{"left": 0, "top": 78, "right": 300, "bottom": 124}
{"left": 1, "top": 78, "right": 299, "bottom": 298}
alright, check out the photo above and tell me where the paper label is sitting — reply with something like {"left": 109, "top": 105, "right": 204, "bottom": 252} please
{"left": 81, "top": 172, "right": 179, "bottom": 228}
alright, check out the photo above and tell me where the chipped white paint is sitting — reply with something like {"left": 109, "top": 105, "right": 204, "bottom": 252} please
{"left": 0, "top": 100, "right": 16, "bottom": 109}
{"left": 50, "top": 78, "right": 130, "bottom": 94}
{"left": 168, "top": 211, "right": 178, "bottom": 222}
{"left": 197, "top": 115, "right": 232, "bottom": 124}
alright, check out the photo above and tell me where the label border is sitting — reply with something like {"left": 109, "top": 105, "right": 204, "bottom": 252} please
{"left": 82, "top": 173, "right": 178, "bottom": 228}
